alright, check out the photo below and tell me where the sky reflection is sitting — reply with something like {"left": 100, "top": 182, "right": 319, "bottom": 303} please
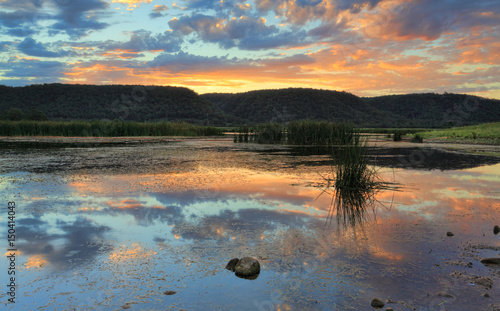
{"left": 0, "top": 141, "right": 499, "bottom": 310}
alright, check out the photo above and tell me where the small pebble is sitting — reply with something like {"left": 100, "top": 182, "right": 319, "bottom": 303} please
{"left": 163, "top": 290, "right": 177, "bottom": 295}
{"left": 494, "top": 225, "right": 500, "bottom": 235}
{"left": 446, "top": 231, "right": 454, "bottom": 237}
{"left": 483, "top": 293, "right": 490, "bottom": 298}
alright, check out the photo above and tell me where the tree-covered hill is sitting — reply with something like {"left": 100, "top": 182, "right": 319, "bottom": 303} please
{"left": 0, "top": 84, "right": 232, "bottom": 125}
{"left": 1, "top": 84, "right": 499, "bottom": 127}
{"left": 363, "top": 93, "right": 500, "bottom": 127}
{"left": 201, "top": 88, "right": 404, "bottom": 127}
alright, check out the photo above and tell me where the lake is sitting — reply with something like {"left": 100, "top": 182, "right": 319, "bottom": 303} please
{"left": 1, "top": 139, "right": 499, "bottom": 310}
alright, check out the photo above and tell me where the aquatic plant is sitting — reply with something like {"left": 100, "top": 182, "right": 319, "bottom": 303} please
{"left": 411, "top": 133, "right": 423, "bottom": 143}
{"left": 255, "top": 123, "right": 284, "bottom": 144}
{"left": 323, "top": 133, "right": 397, "bottom": 227}
{"left": 239, "top": 120, "right": 356, "bottom": 145}
{"left": 286, "top": 120, "right": 354, "bottom": 146}
{"left": 0, "top": 120, "right": 224, "bottom": 137}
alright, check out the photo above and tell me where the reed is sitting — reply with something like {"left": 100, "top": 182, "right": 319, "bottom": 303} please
{"left": 286, "top": 120, "right": 354, "bottom": 145}
{"left": 254, "top": 123, "right": 284, "bottom": 144}
{"left": 0, "top": 120, "right": 223, "bottom": 137}
{"left": 324, "top": 133, "right": 397, "bottom": 227}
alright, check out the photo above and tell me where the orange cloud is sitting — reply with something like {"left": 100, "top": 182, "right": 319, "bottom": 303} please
{"left": 112, "top": 0, "right": 152, "bottom": 10}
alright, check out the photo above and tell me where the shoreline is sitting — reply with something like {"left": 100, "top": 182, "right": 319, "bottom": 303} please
{"left": 1, "top": 135, "right": 499, "bottom": 157}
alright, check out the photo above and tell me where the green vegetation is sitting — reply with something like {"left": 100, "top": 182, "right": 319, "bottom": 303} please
{"left": 0, "top": 84, "right": 234, "bottom": 125}
{"left": 234, "top": 121, "right": 357, "bottom": 145}
{"left": 286, "top": 121, "right": 354, "bottom": 145}
{"left": 2, "top": 84, "right": 499, "bottom": 127}
{"left": 411, "top": 133, "right": 424, "bottom": 143}
{"left": 323, "top": 133, "right": 396, "bottom": 227}
{"left": 0, "top": 120, "right": 223, "bottom": 137}
{"left": 418, "top": 122, "right": 500, "bottom": 143}
{"left": 393, "top": 132, "right": 402, "bottom": 142}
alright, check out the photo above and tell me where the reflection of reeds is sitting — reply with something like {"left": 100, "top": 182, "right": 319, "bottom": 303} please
{"left": 324, "top": 132, "right": 397, "bottom": 228}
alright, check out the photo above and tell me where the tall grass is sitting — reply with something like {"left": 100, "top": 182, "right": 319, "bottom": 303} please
{"left": 418, "top": 122, "right": 500, "bottom": 142}
{"left": 286, "top": 121, "right": 354, "bottom": 145}
{"left": 0, "top": 120, "right": 223, "bottom": 137}
{"left": 233, "top": 120, "right": 357, "bottom": 146}
{"left": 323, "top": 133, "right": 397, "bottom": 227}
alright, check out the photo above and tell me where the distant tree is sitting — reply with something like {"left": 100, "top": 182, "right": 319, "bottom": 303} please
{"left": 26, "top": 109, "right": 49, "bottom": 121}
{"left": 3, "top": 108, "right": 24, "bottom": 121}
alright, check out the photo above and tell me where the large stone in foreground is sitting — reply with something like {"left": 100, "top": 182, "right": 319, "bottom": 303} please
{"left": 234, "top": 257, "right": 261, "bottom": 277}
{"left": 370, "top": 298, "right": 385, "bottom": 309}
{"left": 481, "top": 258, "right": 500, "bottom": 265}
{"left": 225, "top": 258, "right": 239, "bottom": 272}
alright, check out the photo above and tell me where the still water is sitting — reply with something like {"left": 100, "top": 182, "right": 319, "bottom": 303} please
{"left": 1, "top": 140, "right": 499, "bottom": 310}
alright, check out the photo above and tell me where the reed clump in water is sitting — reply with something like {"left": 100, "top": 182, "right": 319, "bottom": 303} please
{"left": 325, "top": 132, "right": 397, "bottom": 227}
{"left": 287, "top": 120, "right": 354, "bottom": 146}
{"left": 234, "top": 120, "right": 356, "bottom": 146}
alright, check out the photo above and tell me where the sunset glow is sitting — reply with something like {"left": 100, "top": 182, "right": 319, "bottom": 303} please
{"left": 1, "top": 0, "right": 499, "bottom": 98}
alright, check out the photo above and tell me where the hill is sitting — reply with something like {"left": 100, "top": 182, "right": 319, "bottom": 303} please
{"left": 364, "top": 93, "right": 500, "bottom": 127}
{"left": 0, "top": 84, "right": 232, "bottom": 125}
{"left": 1, "top": 84, "right": 499, "bottom": 127}
{"left": 201, "top": 88, "right": 404, "bottom": 127}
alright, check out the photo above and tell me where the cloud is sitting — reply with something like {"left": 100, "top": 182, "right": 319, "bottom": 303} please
{"left": 51, "top": 0, "right": 110, "bottom": 38}
{"left": 0, "top": 0, "right": 45, "bottom": 37}
{"left": 111, "top": 30, "right": 183, "bottom": 53}
{"left": 148, "top": 51, "right": 242, "bottom": 73}
{"left": 149, "top": 4, "right": 169, "bottom": 18}
{"left": 17, "top": 37, "right": 70, "bottom": 58}
{"left": 0, "top": 57, "right": 66, "bottom": 83}
{"left": 168, "top": 14, "right": 310, "bottom": 50}
{"left": 366, "top": 0, "right": 500, "bottom": 41}
{"left": 112, "top": 0, "right": 152, "bottom": 10}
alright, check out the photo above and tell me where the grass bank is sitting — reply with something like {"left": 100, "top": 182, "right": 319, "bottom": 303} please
{"left": 0, "top": 120, "right": 224, "bottom": 137}
{"left": 418, "top": 122, "right": 500, "bottom": 144}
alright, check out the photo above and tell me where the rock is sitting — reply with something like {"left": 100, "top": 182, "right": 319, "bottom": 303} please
{"left": 225, "top": 258, "right": 240, "bottom": 272}
{"left": 234, "top": 257, "right": 260, "bottom": 277}
{"left": 494, "top": 225, "right": 500, "bottom": 235}
{"left": 473, "top": 277, "right": 493, "bottom": 290}
{"left": 446, "top": 231, "right": 454, "bottom": 237}
{"left": 235, "top": 271, "right": 260, "bottom": 280}
{"left": 386, "top": 308, "right": 394, "bottom": 311}
{"left": 163, "top": 290, "right": 177, "bottom": 295}
{"left": 483, "top": 293, "right": 490, "bottom": 298}
{"left": 370, "top": 298, "right": 385, "bottom": 308}
{"left": 437, "top": 291, "right": 454, "bottom": 298}
{"left": 480, "top": 258, "right": 500, "bottom": 265}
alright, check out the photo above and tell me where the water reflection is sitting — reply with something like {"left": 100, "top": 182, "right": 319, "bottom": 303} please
{"left": 1, "top": 140, "right": 499, "bottom": 310}
{"left": 285, "top": 145, "right": 500, "bottom": 170}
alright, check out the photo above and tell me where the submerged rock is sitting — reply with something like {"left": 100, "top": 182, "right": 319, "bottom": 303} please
{"left": 225, "top": 258, "right": 240, "bottom": 272}
{"left": 370, "top": 298, "right": 385, "bottom": 309}
{"left": 481, "top": 258, "right": 500, "bottom": 265}
{"left": 494, "top": 225, "right": 500, "bottom": 235}
{"left": 437, "top": 291, "right": 454, "bottom": 298}
{"left": 446, "top": 231, "right": 454, "bottom": 237}
{"left": 234, "top": 257, "right": 261, "bottom": 277}
{"left": 473, "top": 277, "right": 493, "bottom": 290}
{"left": 163, "top": 290, "right": 177, "bottom": 295}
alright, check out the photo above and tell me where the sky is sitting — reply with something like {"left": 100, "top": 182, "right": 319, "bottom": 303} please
{"left": 0, "top": 0, "right": 499, "bottom": 98}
